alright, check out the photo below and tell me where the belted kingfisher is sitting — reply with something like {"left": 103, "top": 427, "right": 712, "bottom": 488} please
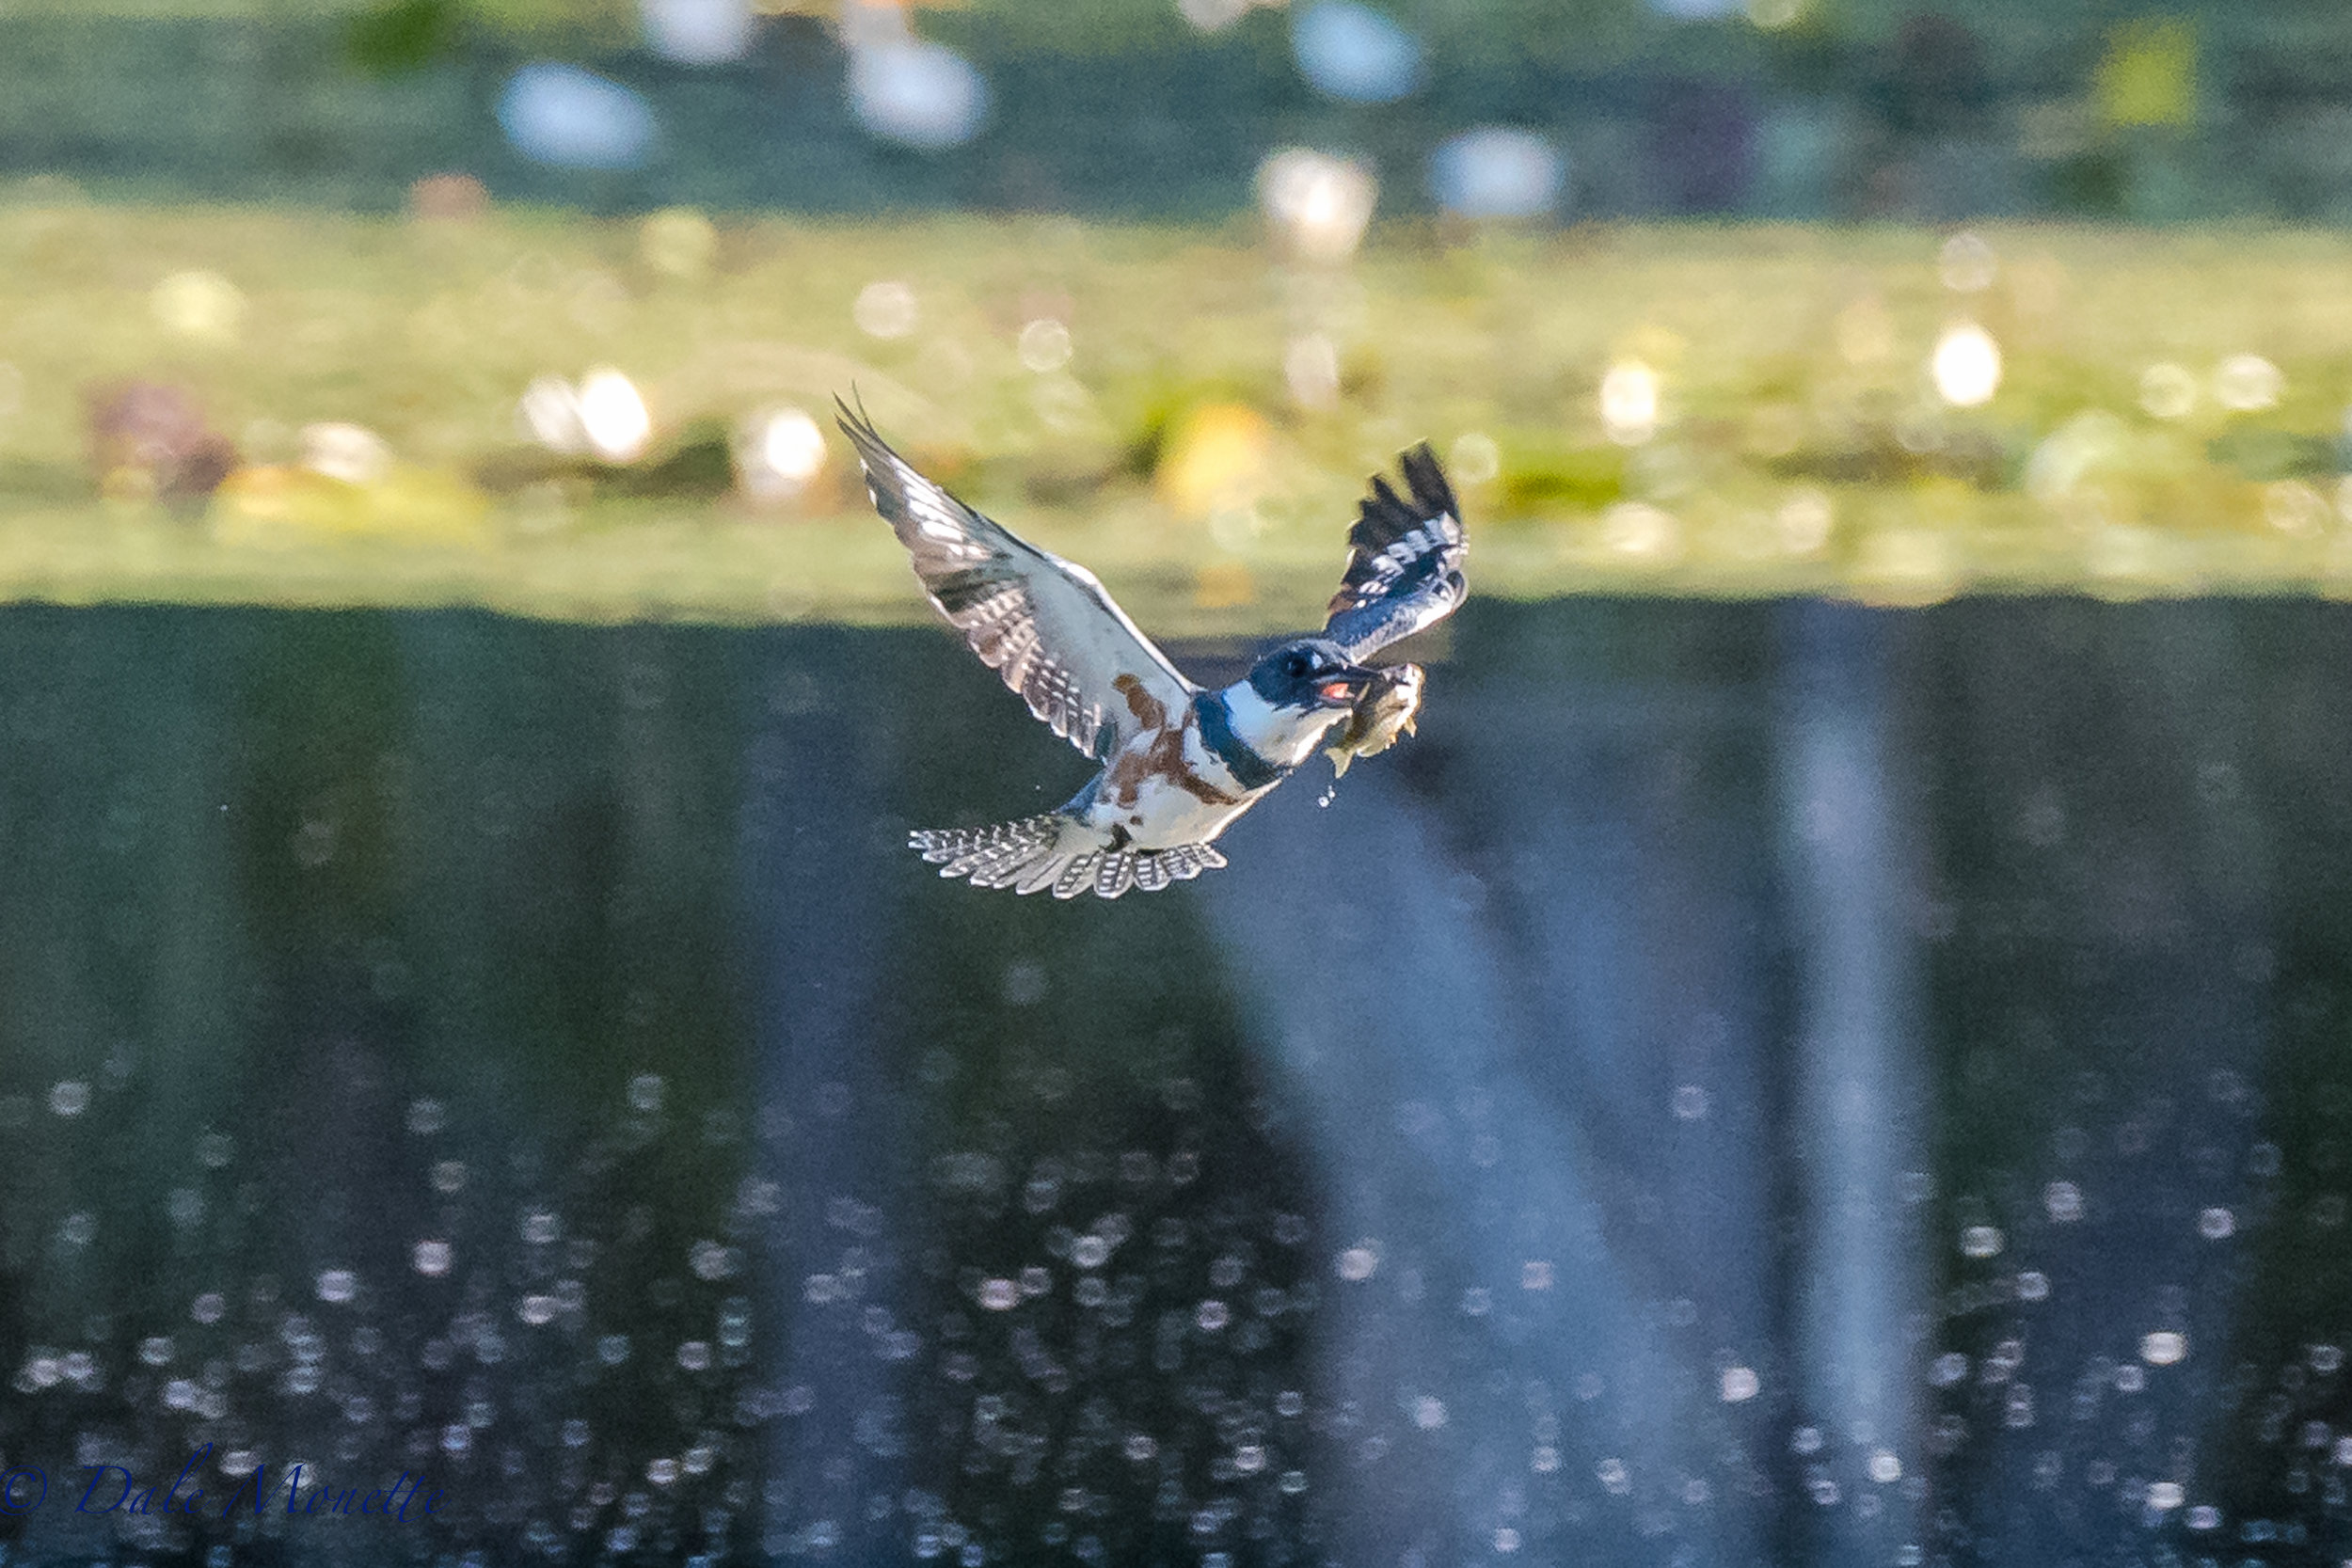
{"left": 838, "top": 400, "right": 1467, "bottom": 898}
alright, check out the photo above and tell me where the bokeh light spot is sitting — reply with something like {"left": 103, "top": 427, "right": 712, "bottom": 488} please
{"left": 850, "top": 41, "right": 989, "bottom": 150}
{"left": 499, "top": 64, "right": 657, "bottom": 170}
{"left": 1257, "top": 150, "right": 1376, "bottom": 264}
{"left": 2214, "top": 354, "right": 2283, "bottom": 412}
{"left": 1960, "top": 1224, "right": 2005, "bottom": 1258}
{"left": 151, "top": 271, "right": 245, "bottom": 344}
{"left": 1429, "top": 128, "right": 1565, "bottom": 220}
{"left": 1939, "top": 231, "right": 1997, "bottom": 293}
{"left": 1600, "top": 359, "right": 1661, "bottom": 444}
{"left": 1932, "top": 323, "right": 2002, "bottom": 407}
{"left": 1291, "top": 2, "right": 1422, "bottom": 103}
{"left": 577, "top": 369, "right": 653, "bottom": 463}
{"left": 853, "top": 280, "right": 920, "bottom": 339}
{"left": 641, "top": 0, "right": 752, "bottom": 65}
{"left": 641, "top": 208, "right": 719, "bottom": 280}
{"left": 1018, "top": 318, "right": 1073, "bottom": 373}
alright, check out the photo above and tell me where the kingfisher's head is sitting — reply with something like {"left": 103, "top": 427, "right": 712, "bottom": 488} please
{"left": 1245, "top": 639, "right": 1378, "bottom": 714}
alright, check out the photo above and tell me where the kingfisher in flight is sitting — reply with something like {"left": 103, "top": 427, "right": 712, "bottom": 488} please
{"left": 838, "top": 400, "right": 1467, "bottom": 899}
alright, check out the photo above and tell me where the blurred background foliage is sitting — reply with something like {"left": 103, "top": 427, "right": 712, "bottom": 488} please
{"left": 8, "top": 0, "right": 2352, "bottom": 619}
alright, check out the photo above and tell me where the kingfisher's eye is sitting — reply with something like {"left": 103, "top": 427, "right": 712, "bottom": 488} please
{"left": 1284, "top": 652, "right": 1311, "bottom": 678}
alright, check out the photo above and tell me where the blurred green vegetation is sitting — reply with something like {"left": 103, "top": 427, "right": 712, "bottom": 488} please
{"left": 8, "top": 203, "right": 2352, "bottom": 626}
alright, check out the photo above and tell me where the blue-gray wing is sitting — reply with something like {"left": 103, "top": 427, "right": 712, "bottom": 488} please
{"left": 1321, "top": 443, "right": 1468, "bottom": 661}
{"left": 837, "top": 400, "right": 1199, "bottom": 760}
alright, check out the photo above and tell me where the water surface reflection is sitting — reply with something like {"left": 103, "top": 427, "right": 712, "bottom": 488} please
{"left": 0, "top": 599, "right": 2346, "bottom": 1566}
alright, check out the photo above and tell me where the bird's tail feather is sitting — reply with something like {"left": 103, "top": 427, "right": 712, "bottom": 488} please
{"left": 909, "top": 815, "right": 1227, "bottom": 900}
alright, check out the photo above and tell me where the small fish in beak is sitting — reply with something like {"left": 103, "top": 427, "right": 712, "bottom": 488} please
{"left": 1323, "top": 663, "right": 1425, "bottom": 777}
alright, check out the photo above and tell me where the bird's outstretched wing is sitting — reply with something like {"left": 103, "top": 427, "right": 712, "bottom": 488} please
{"left": 1322, "top": 444, "right": 1468, "bottom": 661}
{"left": 837, "top": 400, "right": 1199, "bottom": 761}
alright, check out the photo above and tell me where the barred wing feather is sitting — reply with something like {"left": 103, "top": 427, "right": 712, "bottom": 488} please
{"left": 837, "top": 400, "right": 1198, "bottom": 761}
{"left": 1322, "top": 443, "right": 1468, "bottom": 661}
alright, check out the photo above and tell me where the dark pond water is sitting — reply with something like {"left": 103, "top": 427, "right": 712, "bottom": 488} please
{"left": 0, "top": 598, "right": 2348, "bottom": 1568}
